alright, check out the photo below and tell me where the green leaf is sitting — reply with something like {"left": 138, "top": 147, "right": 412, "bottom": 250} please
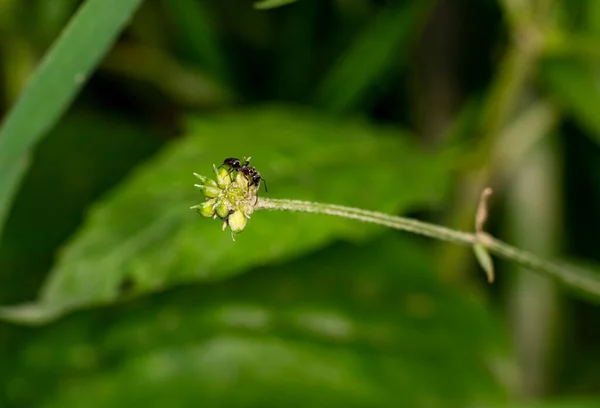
{"left": 473, "top": 243, "right": 495, "bottom": 283}
{"left": 0, "top": 0, "right": 145, "bottom": 240}
{"left": 0, "top": 110, "right": 162, "bottom": 305}
{"left": 254, "top": 0, "right": 298, "bottom": 10}
{"left": 272, "top": 0, "right": 318, "bottom": 100}
{"left": 9, "top": 235, "right": 507, "bottom": 407}
{"left": 585, "top": 0, "right": 600, "bottom": 35}
{"left": 161, "top": 0, "right": 228, "bottom": 81}
{"left": 315, "top": 1, "right": 434, "bottom": 115}
{"left": 0, "top": 106, "right": 454, "bottom": 323}
{"left": 540, "top": 58, "right": 600, "bottom": 146}
{"left": 0, "top": 157, "right": 30, "bottom": 245}
{"left": 496, "top": 399, "right": 600, "bottom": 408}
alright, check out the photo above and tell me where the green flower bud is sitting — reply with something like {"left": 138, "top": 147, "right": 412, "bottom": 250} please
{"left": 203, "top": 178, "right": 219, "bottom": 189}
{"left": 197, "top": 184, "right": 222, "bottom": 198}
{"left": 193, "top": 172, "right": 207, "bottom": 183}
{"left": 214, "top": 165, "right": 232, "bottom": 188}
{"left": 193, "top": 172, "right": 219, "bottom": 189}
{"left": 215, "top": 200, "right": 231, "bottom": 219}
{"left": 198, "top": 200, "right": 216, "bottom": 217}
{"left": 228, "top": 210, "right": 247, "bottom": 233}
{"left": 193, "top": 160, "right": 264, "bottom": 240}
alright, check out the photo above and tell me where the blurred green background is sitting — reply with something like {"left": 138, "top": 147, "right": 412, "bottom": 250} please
{"left": 1, "top": 0, "right": 600, "bottom": 406}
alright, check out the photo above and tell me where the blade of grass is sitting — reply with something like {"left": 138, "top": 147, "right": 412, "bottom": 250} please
{"left": 0, "top": 157, "right": 30, "bottom": 240}
{"left": 0, "top": 0, "right": 145, "bottom": 241}
{"left": 315, "top": 0, "right": 435, "bottom": 115}
{"left": 254, "top": 0, "right": 298, "bottom": 10}
{"left": 161, "top": 0, "right": 228, "bottom": 82}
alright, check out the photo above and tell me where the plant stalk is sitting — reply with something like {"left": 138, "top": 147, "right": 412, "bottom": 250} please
{"left": 256, "top": 197, "right": 600, "bottom": 300}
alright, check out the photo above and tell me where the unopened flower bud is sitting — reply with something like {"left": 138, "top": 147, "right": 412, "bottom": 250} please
{"left": 197, "top": 184, "right": 222, "bottom": 198}
{"left": 192, "top": 160, "right": 264, "bottom": 240}
{"left": 198, "top": 200, "right": 216, "bottom": 217}
{"left": 228, "top": 210, "right": 247, "bottom": 233}
{"left": 203, "top": 178, "right": 219, "bottom": 189}
{"left": 215, "top": 200, "right": 231, "bottom": 219}
{"left": 193, "top": 173, "right": 207, "bottom": 183}
{"left": 214, "top": 165, "right": 232, "bottom": 188}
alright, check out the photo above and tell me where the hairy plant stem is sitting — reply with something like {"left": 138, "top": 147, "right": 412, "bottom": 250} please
{"left": 256, "top": 197, "right": 600, "bottom": 300}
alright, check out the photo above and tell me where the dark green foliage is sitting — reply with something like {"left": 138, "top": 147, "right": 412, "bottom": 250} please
{"left": 0, "top": 110, "right": 162, "bottom": 305}
{"left": 6, "top": 235, "right": 506, "bottom": 408}
{"left": 1, "top": 0, "right": 600, "bottom": 407}
{"left": 2, "top": 107, "right": 453, "bottom": 323}
{"left": 0, "top": 0, "right": 146, "bottom": 238}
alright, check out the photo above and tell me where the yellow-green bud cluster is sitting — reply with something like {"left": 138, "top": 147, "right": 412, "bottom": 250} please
{"left": 190, "top": 165, "right": 259, "bottom": 240}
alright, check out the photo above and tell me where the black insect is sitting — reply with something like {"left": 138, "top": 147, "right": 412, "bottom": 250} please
{"left": 220, "top": 157, "right": 268, "bottom": 203}
{"left": 221, "top": 157, "right": 246, "bottom": 172}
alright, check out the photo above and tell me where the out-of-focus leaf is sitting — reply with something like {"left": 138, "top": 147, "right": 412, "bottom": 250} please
{"left": 585, "top": 0, "right": 600, "bottom": 35}
{"left": 0, "top": 0, "right": 145, "bottom": 241}
{"left": 315, "top": 0, "right": 434, "bottom": 114}
{"left": 8, "top": 235, "right": 507, "bottom": 407}
{"left": 541, "top": 59, "right": 600, "bottom": 146}
{"left": 497, "top": 399, "right": 600, "bottom": 408}
{"left": 161, "top": 0, "right": 229, "bottom": 82}
{"left": 34, "top": 0, "right": 80, "bottom": 45}
{"left": 0, "top": 110, "right": 162, "bottom": 305}
{"left": 102, "top": 43, "right": 233, "bottom": 108}
{"left": 0, "top": 158, "right": 29, "bottom": 247}
{"left": 443, "top": 95, "right": 484, "bottom": 148}
{"left": 0, "top": 106, "right": 455, "bottom": 323}
{"left": 273, "top": 0, "right": 318, "bottom": 100}
{"left": 254, "top": 0, "right": 298, "bottom": 10}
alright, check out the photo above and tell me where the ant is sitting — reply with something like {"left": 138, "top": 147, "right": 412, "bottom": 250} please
{"left": 220, "top": 157, "right": 268, "bottom": 203}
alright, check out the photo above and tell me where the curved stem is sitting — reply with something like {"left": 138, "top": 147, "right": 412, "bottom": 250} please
{"left": 256, "top": 197, "right": 600, "bottom": 300}
{"left": 257, "top": 198, "right": 475, "bottom": 245}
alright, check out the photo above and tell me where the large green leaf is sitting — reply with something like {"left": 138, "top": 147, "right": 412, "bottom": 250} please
{"left": 7, "top": 235, "right": 507, "bottom": 407}
{"left": 0, "top": 0, "right": 145, "bottom": 241}
{"left": 0, "top": 106, "right": 454, "bottom": 323}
